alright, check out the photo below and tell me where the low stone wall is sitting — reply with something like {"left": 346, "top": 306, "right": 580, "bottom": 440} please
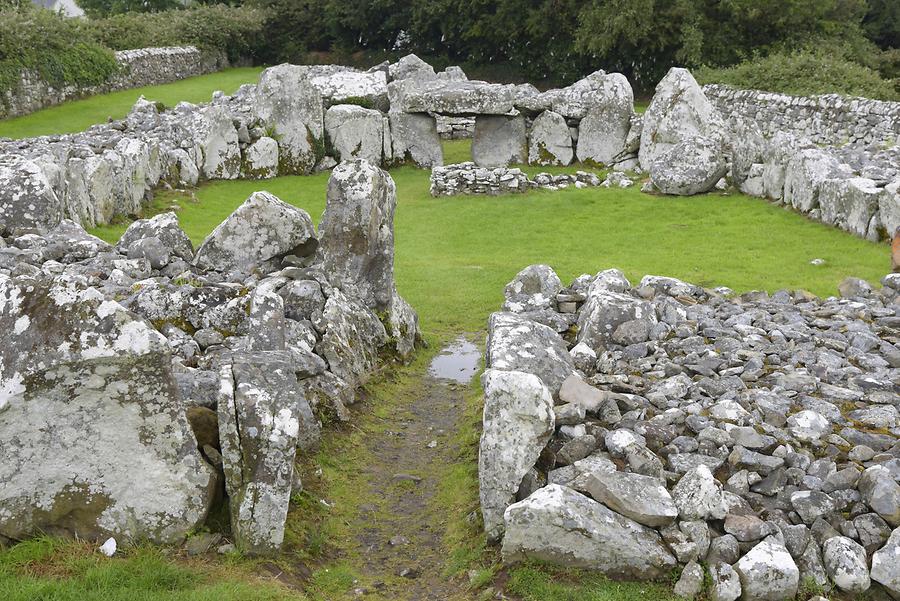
{"left": 430, "top": 162, "right": 632, "bottom": 197}
{"left": 703, "top": 84, "right": 900, "bottom": 148}
{"left": 0, "top": 46, "right": 226, "bottom": 120}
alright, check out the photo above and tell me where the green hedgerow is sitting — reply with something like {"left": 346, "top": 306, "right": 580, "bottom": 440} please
{"left": 696, "top": 46, "right": 899, "bottom": 101}
{"left": 0, "top": 6, "right": 119, "bottom": 98}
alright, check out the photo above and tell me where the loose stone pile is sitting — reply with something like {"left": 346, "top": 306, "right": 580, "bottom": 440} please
{"left": 480, "top": 264, "right": 900, "bottom": 598}
{"left": 0, "top": 159, "right": 419, "bottom": 555}
{"left": 429, "top": 162, "right": 631, "bottom": 197}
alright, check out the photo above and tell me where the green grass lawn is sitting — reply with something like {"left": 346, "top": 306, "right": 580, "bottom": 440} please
{"left": 0, "top": 67, "right": 264, "bottom": 139}
{"left": 93, "top": 140, "right": 890, "bottom": 339}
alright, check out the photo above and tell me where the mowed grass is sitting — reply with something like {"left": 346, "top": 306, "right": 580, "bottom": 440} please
{"left": 0, "top": 67, "right": 264, "bottom": 139}
{"left": 93, "top": 140, "right": 891, "bottom": 338}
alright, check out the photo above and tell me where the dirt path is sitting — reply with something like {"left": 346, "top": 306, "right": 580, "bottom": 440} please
{"left": 343, "top": 337, "right": 481, "bottom": 601}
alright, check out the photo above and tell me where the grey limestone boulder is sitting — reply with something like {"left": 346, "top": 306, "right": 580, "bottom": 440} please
{"left": 117, "top": 212, "right": 193, "bottom": 261}
{"left": 486, "top": 312, "right": 575, "bottom": 396}
{"left": 576, "top": 289, "right": 656, "bottom": 351}
{"left": 193, "top": 191, "right": 318, "bottom": 274}
{"left": 388, "top": 112, "right": 443, "bottom": 168}
{"left": 324, "top": 105, "right": 384, "bottom": 165}
{"left": 734, "top": 539, "right": 800, "bottom": 601}
{"left": 0, "top": 157, "right": 63, "bottom": 235}
{"left": 575, "top": 73, "right": 634, "bottom": 165}
{"left": 580, "top": 470, "right": 678, "bottom": 527}
{"left": 479, "top": 369, "right": 555, "bottom": 542}
{"left": 253, "top": 65, "right": 325, "bottom": 175}
{"left": 822, "top": 535, "right": 870, "bottom": 593}
{"left": 528, "top": 110, "right": 573, "bottom": 166}
{"left": 649, "top": 136, "right": 727, "bottom": 195}
{"left": 242, "top": 136, "right": 279, "bottom": 179}
{"left": 473, "top": 115, "right": 527, "bottom": 168}
{"left": 871, "top": 527, "right": 900, "bottom": 598}
{"left": 502, "top": 264, "right": 563, "bottom": 313}
{"left": 639, "top": 67, "right": 725, "bottom": 171}
{"left": 0, "top": 273, "right": 215, "bottom": 544}
{"left": 818, "top": 177, "right": 881, "bottom": 240}
{"left": 217, "top": 351, "right": 310, "bottom": 555}
{"left": 783, "top": 148, "right": 846, "bottom": 213}
{"left": 501, "top": 484, "right": 677, "bottom": 579}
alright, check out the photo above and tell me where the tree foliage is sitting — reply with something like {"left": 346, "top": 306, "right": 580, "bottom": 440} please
{"left": 76, "top": 0, "right": 182, "bottom": 19}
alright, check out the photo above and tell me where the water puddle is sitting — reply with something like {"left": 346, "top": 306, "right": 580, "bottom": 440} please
{"left": 428, "top": 337, "right": 481, "bottom": 383}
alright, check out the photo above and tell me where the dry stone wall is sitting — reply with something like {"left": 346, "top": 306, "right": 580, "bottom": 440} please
{"left": 0, "top": 46, "right": 226, "bottom": 120}
{"left": 704, "top": 84, "right": 900, "bottom": 148}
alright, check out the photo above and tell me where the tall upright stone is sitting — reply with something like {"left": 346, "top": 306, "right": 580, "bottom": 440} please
{"left": 639, "top": 68, "right": 725, "bottom": 171}
{"left": 473, "top": 115, "right": 527, "bottom": 168}
{"left": 253, "top": 65, "right": 325, "bottom": 175}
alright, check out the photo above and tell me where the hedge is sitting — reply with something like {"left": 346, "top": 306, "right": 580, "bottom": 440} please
{"left": 0, "top": 6, "right": 119, "bottom": 96}
{"left": 696, "top": 48, "right": 899, "bottom": 102}
{"left": 87, "top": 5, "right": 268, "bottom": 63}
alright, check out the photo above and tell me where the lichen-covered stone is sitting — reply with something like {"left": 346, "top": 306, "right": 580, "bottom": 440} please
{"left": 193, "top": 191, "right": 318, "bottom": 274}
{"left": 479, "top": 369, "right": 554, "bottom": 542}
{"left": 0, "top": 272, "right": 215, "bottom": 544}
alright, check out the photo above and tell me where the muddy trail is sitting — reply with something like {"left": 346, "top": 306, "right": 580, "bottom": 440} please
{"left": 322, "top": 337, "right": 482, "bottom": 601}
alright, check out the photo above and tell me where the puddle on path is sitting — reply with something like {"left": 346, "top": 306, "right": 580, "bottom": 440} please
{"left": 427, "top": 337, "right": 481, "bottom": 383}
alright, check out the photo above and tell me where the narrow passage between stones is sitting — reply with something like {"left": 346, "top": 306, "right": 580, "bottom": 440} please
{"left": 342, "top": 336, "right": 480, "bottom": 601}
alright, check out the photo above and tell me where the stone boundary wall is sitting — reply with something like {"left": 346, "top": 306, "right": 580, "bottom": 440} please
{"left": 703, "top": 84, "right": 900, "bottom": 147}
{"left": 0, "top": 46, "right": 226, "bottom": 120}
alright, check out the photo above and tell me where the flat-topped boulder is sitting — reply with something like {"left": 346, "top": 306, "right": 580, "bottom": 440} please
{"left": 390, "top": 79, "right": 517, "bottom": 115}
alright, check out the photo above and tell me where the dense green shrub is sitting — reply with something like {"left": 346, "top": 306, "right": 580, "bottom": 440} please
{"left": 0, "top": 6, "right": 119, "bottom": 96}
{"left": 77, "top": 0, "right": 181, "bottom": 20}
{"left": 696, "top": 48, "right": 899, "bottom": 101}
{"left": 87, "top": 5, "right": 267, "bottom": 62}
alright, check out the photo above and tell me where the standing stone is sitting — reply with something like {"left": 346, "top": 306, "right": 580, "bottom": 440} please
{"left": 528, "top": 111, "right": 573, "bottom": 166}
{"left": 388, "top": 112, "right": 442, "bottom": 167}
{"left": 0, "top": 273, "right": 215, "bottom": 544}
{"left": 0, "top": 157, "right": 63, "bottom": 234}
{"left": 318, "top": 160, "right": 397, "bottom": 311}
{"left": 473, "top": 115, "right": 527, "bottom": 168}
{"left": 575, "top": 73, "right": 634, "bottom": 165}
{"left": 193, "top": 191, "right": 318, "bottom": 274}
{"left": 324, "top": 104, "right": 384, "bottom": 165}
{"left": 734, "top": 540, "right": 800, "bottom": 601}
{"left": 197, "top": 105, "right": 241, "bottom": 180}
{"left": 242, "top": 136, "right": 279, "bottom": 179}
{"left": 479, "top": 369, "right": 554, "bottom": 542}
{"left": 253, "top": 65, "right": 325, "bottom": 174}
{"left": 639, "top": 68, "right": 724, "bottom": 170}
{"left": 501, "top": 484, "right": 677, "bottom": 579}
{"left": 871, "top": 528, "right": 900, "bottom": 598}
{"left": 822, "top": 535, "right": 870, "bottom": 593}
{"left": 217, "top": 352, "right": 307, "bottom": 556}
